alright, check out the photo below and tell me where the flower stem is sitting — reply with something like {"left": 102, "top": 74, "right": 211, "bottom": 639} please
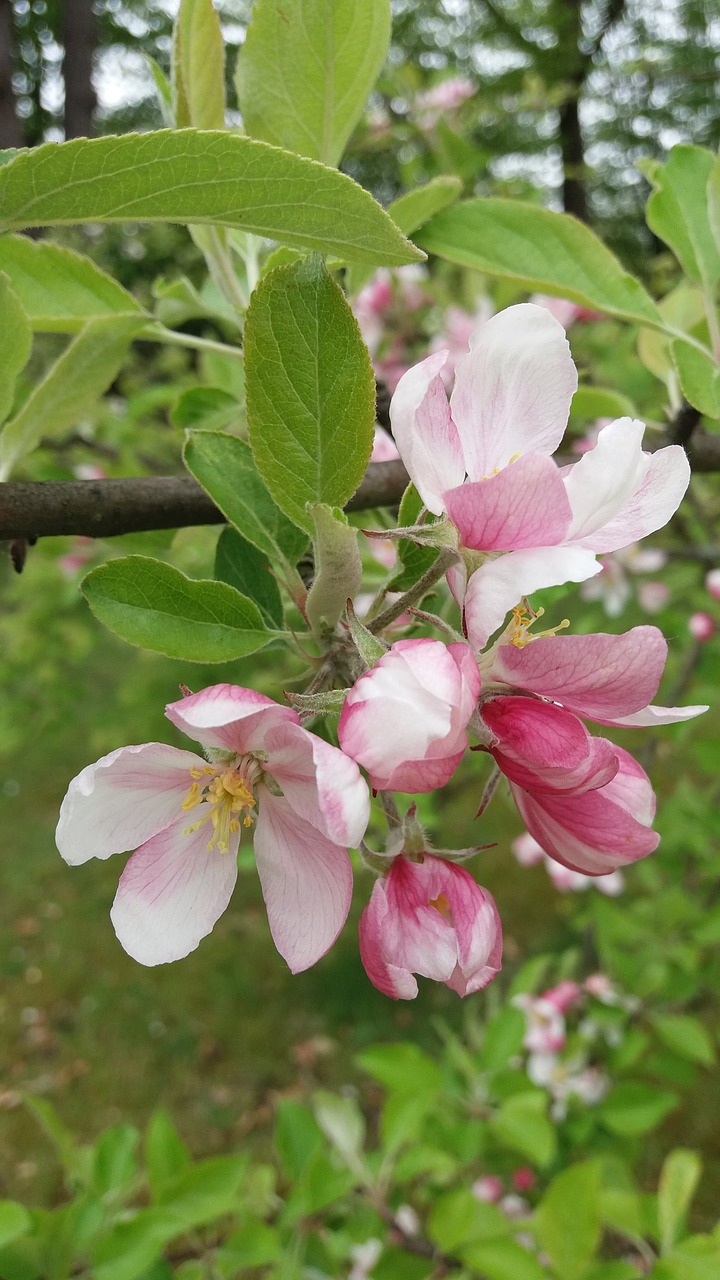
{"left": 368, "top": 548, "right": 458, "bottom": 634}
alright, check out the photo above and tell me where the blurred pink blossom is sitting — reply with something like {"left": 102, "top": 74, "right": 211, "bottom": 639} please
{"left": 415, "top": 77, "right": 475, "bottom": 127}
{"left": 705, "top": 568, "right": 720, "bottom": 601}
{"left": 473, "top": 1175, "right": 504, "bottom": 1203}
{"left": 689, "top": 611, "right": 714, "bottom": 641}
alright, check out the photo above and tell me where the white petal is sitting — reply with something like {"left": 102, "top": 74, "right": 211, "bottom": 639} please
{"left": 563, "top": 419, "right": 648, "bottom": 542}
{"left": 166, "top": 684, "right": 297, "bottom": 754}
{"left": 464, "top": 547, "right": 600, "bottom": 651}
{"left": 606, "top": 703, "right": 708, "bottom": 728}
{"left": 390, "top": 350, "right": 466, "bottom": 514}
{"left": 264, "top": 723, "right": 370, "bottom": 848}
{"left": 253, "top": 793, "right": 353, "bottom": 974}
{"left": 450, "top": 304, "right": 577, "bottom": 479}
{"left": 110, "top": 817, "right": 238, "bottom": 966}
{"left": 56, "top": 743, "right": 205, "bottom": 866}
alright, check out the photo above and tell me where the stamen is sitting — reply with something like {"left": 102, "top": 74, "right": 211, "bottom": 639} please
{"left": 180, "top": 763, "right": 258, "bottom": 853}
{"left": 508, "top": 604, "right": 570, "bottom": 649}
{"left": 429, "top": 892, "right": 452, "bottom": 922}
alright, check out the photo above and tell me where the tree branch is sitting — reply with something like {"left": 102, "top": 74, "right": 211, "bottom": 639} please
{"left": 0, "top": 461, "right": 411, "bottom": 541}
{"left": 1, "top": 416, "right": 719, "bottom": 544}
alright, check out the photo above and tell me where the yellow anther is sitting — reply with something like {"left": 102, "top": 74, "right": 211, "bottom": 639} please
{"left": 509, "top": 603, "right": 570, "bottom": 649}
{"left": 429, "top": 892, "right": 452, "bottom": 922}
{"left": 180, "top": 764, "right": 257, "bottom": 853}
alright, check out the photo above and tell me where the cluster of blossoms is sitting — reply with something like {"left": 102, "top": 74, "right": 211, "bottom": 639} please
{"left": 514, "top": 974, "right": 639, "bottom": 1119}
{"left": 57, "top": 304, "right": 706, "bottom": 999}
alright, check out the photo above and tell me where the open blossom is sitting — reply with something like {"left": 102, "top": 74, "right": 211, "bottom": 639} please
{"left": 338, "top": 638, "right": 480, "bottom": 793}
{"left": 56, "top": 685, "right": 369, "bottom": 972}
{"left": 390, "top": 303, "right": 690, "bottom": 648}
{"left": 514, "top": 993, "right": 567, "bottom": 1053}
{"left": 359, "top": 853, "right": 502, "bottom": 999}
{"left": 513, "top": 832, "right": 624, "bottom": 893}
{"left": 478, "top": 623, "right": 706, "bottom": 874}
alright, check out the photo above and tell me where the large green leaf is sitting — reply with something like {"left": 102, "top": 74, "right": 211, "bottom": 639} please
{"left": 0, "top": 313, "right": 144, "bottom": 479}
{"left": 214, "top": 526, "right": 285, "bottom": 628}
{"left": 0, "top": 236, "right": 145, "bottom": 332}
{"left": 646, "top": 146, "right": 720, "bottom": 288}
{"left": 236, "top": 0, "right": 391, "bottom": 167}
{"left": 671, "top": 340, "right": 720, "bottom": 420}
{"left": 0, "top": 131, "right": 423, "bottom": 267}
{"left": 183, "top": 430, "right": 308, "bottom": 565}
{"left": 535, "top": 1162, "right": 601, "bottom": 1280}
{"left": 172, "top": 0, "right": 225, "bottom": 130}
{"left": 245, "top": 254, "right": 375, "bottom": 532}
{"left": 81, "top": 556, "right": 277, "bottom": 661}
{"left": 489, "top": 1090, "right": 557, "bottom": 1167}
{"left": 418, "top": 197, "right": 662, "bottom": 328}
{"left": 600, "top": 1082, "right": 678, "bottom": 1136}
{"left": 0, "top": 273, "right": 31, "bottom": 424}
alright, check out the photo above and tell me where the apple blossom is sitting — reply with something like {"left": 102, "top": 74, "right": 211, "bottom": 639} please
{"left": 390, "top": 303, "right": 690, "bottom": 648}
{"left": 56, "top": 684, "right": 369, "bottom": 972}
{"left": 359, "top": 852, "right": 502, "bottom": 999}
{"left": 338, "top": 638, "right": 480, "bottom": 793}
{"left": 689, "top": 611, "right": 714, "bottom": 641}
{"left": 512, "top": 832, "right": 624, "bottom": 894}
{"left": 706, "top": 568, "right": 720, "bottom": 601}
{"left": 477, "top": 622, "right": 707, "bottom": 874}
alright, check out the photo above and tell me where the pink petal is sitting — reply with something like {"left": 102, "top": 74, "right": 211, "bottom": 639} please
{"left": 443, "top": 453, "right": 572, "bottom": 551}
{"left": 564, "top": 422, "right": 690, "bottom": 553}
{"left": 110, "top": 815, "right": 238, "bottom": 965}
{"left": 492, "top": 626, "right": 669, "bottom": 722}
{"left": 382, "top": 858, "right": 460, "bottom": 982}
{"left": 252, "top": 792, "right": 353, "bottom": 974}
{"left": 463, "top": 547, "right": 600, "bottom": 650}
{"left": 262, "top": 722, "right": 370, "bottom": 848}
{"left": 56, "top": 743, "right": 206, "bottom": 867}
{"left": 359, "top": 883, "right": 419, "bottom": 1000}
{"left": 605, "top": 703, "right": 708, "bottom": 728}
{"left": 389, "top": 350, "right": 466, "bottom": 514}
{"left": 165, "top": 684, "right": 298, "bottom": 754}
{"left": 482, "top": 697, "right": 618, "bottom": 794}
{"left": 450, "top": 304, "right": 577, "bottom": 480}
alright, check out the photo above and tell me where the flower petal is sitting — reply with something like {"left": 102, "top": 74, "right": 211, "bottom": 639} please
{"left": 464, "top": 547, "right": 600, "bottom": 651}
{"left": 389, "top": 350, "right": 466, "bottom": 514}
{"left": 110, "top": 816, "right": 238, "bottom": 965}
{"left": 252, "top": 792, "right": 352, "bottom": 974}
{"left": 492, "top": 626, "right": 669, "bottom": 722}
{"left": 263, "top": 722, "right": 370, "bottom": 848}
{"left": 605, "top": 703, "right": 709, "bottom": 728}
{"left": 450, "top": 303, "right": 577, "bottom": 479}
{"left": 564, "top": 421, "right": 690, "bottom": 553}
{"left": 56, "top": 743, "right": 205, "bottom": 866}
{"left": 443, "top": 453, "right": 572, "bottom": 551}
{"left": 359, "top": 884, "right": 419, "bottom": 1000}
{"left": 482, "top": 697, "right": 619, "bottom": 794}
{"left": 166, "top": 684, "right": 298, "bottom": 754}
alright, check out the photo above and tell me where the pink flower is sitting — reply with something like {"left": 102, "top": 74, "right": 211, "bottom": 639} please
{"left": 542, "top": 981, "right": 582, "bottom": 1014}
{"left": 390, "top": 304, "right": 690, "bottom": 648}
{"left": 689, "top": 611, "right": 714, "bottom": 641}
{"left": 370, "top": 425, "right": 401, "bottom": 463}
{"left": 473, "top": 1175, "right": 505, "bottom": 1203}
{"left": 478, "top": 624, "right": 706, "bottom": 874}
{"left": 512, "top": 1167, "right": 536, "bottom": 1193}
{"left": 56, "top": 685, "right": 370, "bottom": 971}
{"left": 514, "top": 994, "right": 567, "bottom": 1053}
{"left": 706, "top": 568, "right": 720, "bottom": 602}
{"left": 338, "top": 638, "right": 480, "bottom": 793}
{"left": 415, "top": 77, "right": 475, "bottom": 127}
{"left": 359, "top": 854, "right": 502, "bottom": 999}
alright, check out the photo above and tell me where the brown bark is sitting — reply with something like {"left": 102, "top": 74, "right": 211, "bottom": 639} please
{"left": 62, "top": 0, "right": 98, "bottom": 139}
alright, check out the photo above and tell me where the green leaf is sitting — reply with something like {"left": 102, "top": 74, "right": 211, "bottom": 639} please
{"left": 428, "top": 1189, "right": 511, "bottom": 1252}
{"left": 275, "top": 1101, "right": 323, "bottom": 1181}
{"left": 347, "top": 175, "right": 463, "bottom": 295}
{"left": 0, "top": 313, "right": 144, "bottom": 479}
{"left": 0, "top": 236, "right": 145, "bottom": 332}
{"left": 221, "top": 1221, "right": 282, "bottom": 1268}
{"left": 670, "top": 340, "right": 720, "bottom": 420}
{"left": 652, "top": 1015, "right": 716, "bottom": 1066}
{"left": 145, "top": 1111, "right": 191, "bottom": 1202}
{"left": 478, "top": 1005, "right": 526, "bottom": 1073}
{"left": 171, "top": 387, "right": 243, "bottom": 433}
{"left": 81, "top": 556, "right": 276, "bottom": 662}
{"left": 646, "top": 146, "right": 720, "bottom": 287}
{"left": 461, "top": 1237, "right": 549, "bottom": 1280}
{"left": 355, "top": 1042, "right": 444, "bottom": 1097}
{"left": 214, "top": 526, "right": 285, "bottom": 628}
{"left": 172, "top": 0, "right": 225, "bottom": 130}
{"left": 601, "top": 1082, "right": 678, "bottom": 1136}
{"left": 418, "top": 197, "right": 662, "bottom": 328}
{"left": 0, "top": 274, "right": 31, "bottom": 425}
{"left": 571, "top": 385, "right": 636, "bottom": 420}
{"left": 0, "top": 1204, "right": 31, "bottom": 1250}
{"left": 245, "top": 254, "right": 375, "bottom": 532}
{"left": 389, "top": 481, "right": 439, "bottom": 592}
{"left": 236, "top": 0, "right": 391, "bottom": 167}
{"left": 535, "top": 1161, "right": 601, "bottom": 1279}
{"left": 92, "top": 1124, "right": 139, "bottom": 1199}
{"left": 659, "top": 1150, "right": 702, "bottom": 1255}
{"left": 708, "top": 157, "right": 720, "bottom": 256}
{"left": 0, "top": 131, "right": 424, "bottom": 267}
{"left": 145, "top": 55, "right": 174, "bottom": 125}
{"left": 183, "top": 430, "right": 308, "bottom": 565}
{"left": 312, "top": 1090, "right": 366, "bottom": 1170}
{"left": 489, "top": 1090, "right": 557, "bottom": 1168}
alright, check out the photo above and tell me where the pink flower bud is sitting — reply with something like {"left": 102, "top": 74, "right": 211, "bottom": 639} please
{"left": 689, "top": 612, "right": 714, "bottom": 642}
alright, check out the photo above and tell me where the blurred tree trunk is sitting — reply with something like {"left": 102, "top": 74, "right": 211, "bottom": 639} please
{"left": 62, "top": 0, "right": 98, "bottom": 139}
{"left": 0, "top": 0, "right": 23, "bottom": 148}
